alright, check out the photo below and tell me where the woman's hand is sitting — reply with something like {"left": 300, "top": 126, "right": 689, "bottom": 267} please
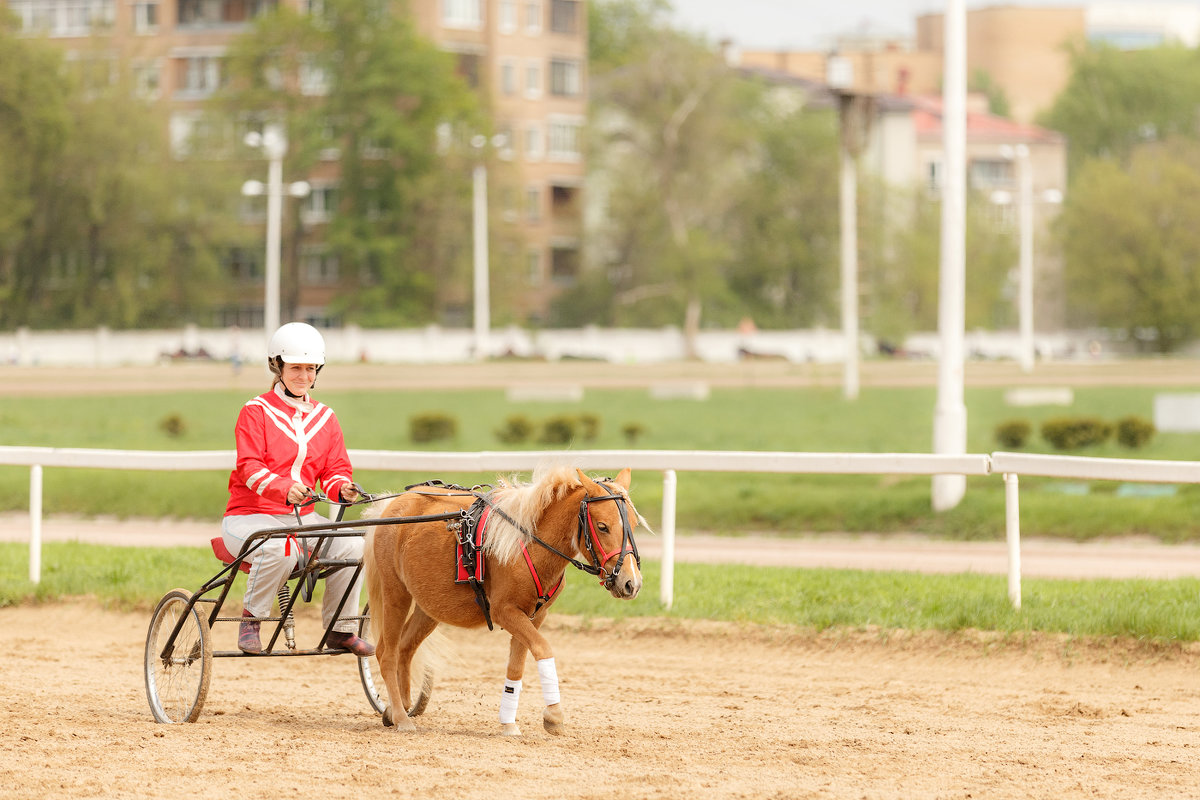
{"left": 287, "top": 483, "right": 312, "bottom": 505}
{"left": 340, "top": 484, "right": 360, "bottom": 503}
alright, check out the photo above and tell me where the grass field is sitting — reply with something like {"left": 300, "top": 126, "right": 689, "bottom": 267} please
{"left": 4, "top": 370, "right": 1200, "bottom": 542}
{"left": 5, "top": 541, "right": 1200, "bottom": 643}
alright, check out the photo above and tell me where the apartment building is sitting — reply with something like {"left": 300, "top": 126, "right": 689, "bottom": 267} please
{"left": 7, "top": 0, "right": 587, "bottom": 327}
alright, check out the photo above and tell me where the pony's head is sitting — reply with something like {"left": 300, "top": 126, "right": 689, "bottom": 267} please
{"left": 576, "top": 468, "right": 643, "bottom": 600}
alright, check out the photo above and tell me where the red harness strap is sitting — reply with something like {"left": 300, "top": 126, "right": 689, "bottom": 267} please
{"left": 520, "top": 541, "right": 565, "bottom": 609}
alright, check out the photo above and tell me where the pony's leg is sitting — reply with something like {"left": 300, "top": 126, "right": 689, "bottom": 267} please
{"left": 385, "top": 606, "right": 439, "bottom": 732}
{"left": 499, "top": 635, "right": 529, "bottom": 737}
{"left": 493, "top": 607, "right": 563, "bottom": 736}
{"left": 374, "top": 583, "right": 413, "bottom": 731}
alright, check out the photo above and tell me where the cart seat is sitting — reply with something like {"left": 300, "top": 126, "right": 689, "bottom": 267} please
{"left": 210, "top": 537, "right": 319, "bottom": 582}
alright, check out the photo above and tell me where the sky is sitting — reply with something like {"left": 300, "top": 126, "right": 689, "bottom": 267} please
{"left": 666, "top": 0, "right": 1181, "bottom": 51}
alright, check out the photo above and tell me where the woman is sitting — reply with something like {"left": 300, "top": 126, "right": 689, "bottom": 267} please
{"left": 222, "top": 322, "right": 374, "bottom": 657}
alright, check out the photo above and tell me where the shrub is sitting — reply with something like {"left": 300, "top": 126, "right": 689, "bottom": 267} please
{"left": 158, "top": 413, "right": 187, "bottom": 438}
{"left": 495, "top": 415, "right": 535, "bottom": 444}
{"left": 409, "top": 412, "right": 457, "bottom": 443}
{"left": 578, "top": 413, "right": 601, "bottom": 441}
{"left": 994, "top": 419, "right": 1032, "bottom": 449}
{"left": 540, "top": 415, "right": 578, "bottom": 445}
{"left": 621, "top": 422, "right": 646, "bottom": 445}
{"left": 1116, "top": 415, "right": 1156, "bottom": 449}
{"left": 1040, "top": 416, "right": 1113, "bottom": 450}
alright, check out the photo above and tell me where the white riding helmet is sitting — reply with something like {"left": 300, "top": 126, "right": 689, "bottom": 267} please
{"left": 268, "top": 322, "right": 326, "bottom": 365}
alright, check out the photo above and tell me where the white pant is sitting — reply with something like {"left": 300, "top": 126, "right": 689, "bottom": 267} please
{"left": 222, "top": 512, "right": 365, "bottom": 634}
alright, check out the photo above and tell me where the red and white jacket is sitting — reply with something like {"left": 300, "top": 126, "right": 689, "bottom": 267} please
{"left": 224, "top": 385, "right": 354, "bottom": 517}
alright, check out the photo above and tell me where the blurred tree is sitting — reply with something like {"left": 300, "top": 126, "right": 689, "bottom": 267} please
{"left": 219, "top": 0, "right": 483, "bottom": 326}
{"left": 1040, "top": 43, "right": 1200, "bottom": 175}
{"left": 0, "top": 14, "right": 236, "bottom": 329}
{"left": 969, "top": 68, "right": 1011, "bottom": 119}
{"left": 583, "top": 0, "right": 842, "bottom": 349}
{"left": 1058, "top": 139, "right": 1200, "bottom": 352}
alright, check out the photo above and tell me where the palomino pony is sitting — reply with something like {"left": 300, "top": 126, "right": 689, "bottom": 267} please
{"left": 363, "top": 466, "right": 643, "bottom": 736}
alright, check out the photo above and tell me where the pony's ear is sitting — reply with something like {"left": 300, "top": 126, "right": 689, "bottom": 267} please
{"left": 614, "top": 468, "right": 631, "bottom": 490}
{"left": 576, "top": 468, "right": 603, "bottom": 495}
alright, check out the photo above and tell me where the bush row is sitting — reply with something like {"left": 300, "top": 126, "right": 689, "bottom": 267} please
{"left": 994, "top": 415, "right": 1156, "bottom": 450}
{"left": 409, "top": 412, "right": 648, "bottom": 445}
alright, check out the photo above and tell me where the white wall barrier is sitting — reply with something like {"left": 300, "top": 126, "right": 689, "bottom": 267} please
{"left": 4, "top": 446, "right": 1198, "bottom": 610}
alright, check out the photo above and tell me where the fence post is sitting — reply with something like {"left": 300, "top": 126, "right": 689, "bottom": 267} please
{"left": 30, "top": 464, "right": 43, "bottom": 584}
{"left": 1003, "top": 472, "right": 1021, "bottom": 610}
{"left": 660, "top": 469, "right": 677, "bottom": 609}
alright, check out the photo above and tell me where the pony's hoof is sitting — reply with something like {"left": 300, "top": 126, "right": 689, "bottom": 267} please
{"left": 543, "top": 704, "right": 565, "bottom": 736}
{"left": 383, "top": 704, "right": 416, "bottom": 732}
{"left": 500, "top": 723, "right": 521, "bottom": 737}
{"left": 382, "top": 706, "right": 394, "bottom": 727}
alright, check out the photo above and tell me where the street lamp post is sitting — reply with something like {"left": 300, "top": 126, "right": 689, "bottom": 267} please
{"left": 471, "top": 134, "right": 490, "bottom": 361}
{"left": 932, "top": 0, "right": 968, "bottom": 512}
{"left": 243, "top": 124, "right": 309, "bottom": 348}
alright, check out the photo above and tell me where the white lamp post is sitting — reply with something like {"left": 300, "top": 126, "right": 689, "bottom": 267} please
{"left": 470, "top": 134, "right": 491, "bottom": 361}
{"left": 933, "top": 0, "right": 968, "bottom": 512}
{"left": 243, "top": 124, "right": 309, "bottom": 348}
{"left": 992, "top": 144, "right": 1062, "bottom": 373}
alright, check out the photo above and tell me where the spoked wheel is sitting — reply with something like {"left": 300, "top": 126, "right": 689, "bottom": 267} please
{"left": 357, "top": 603, "right": 433, "bottom": 718}
{"left": 145, "top": 588, "right": 212, "bottom": 724}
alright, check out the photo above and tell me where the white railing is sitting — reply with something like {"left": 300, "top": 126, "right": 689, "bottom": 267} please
{"left": 3, "top": 446, "right": 1197, "bottom": 610}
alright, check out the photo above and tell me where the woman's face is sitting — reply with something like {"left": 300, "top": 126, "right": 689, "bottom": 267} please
{"left": 281, "top": 362, "right": 318, "bottom": 397}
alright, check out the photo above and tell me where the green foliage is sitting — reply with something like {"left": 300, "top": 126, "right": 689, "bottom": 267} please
{"left": 8, "top": 544, "right": 1200, "bottom": 643}
{"left": 969, "top": 68, "right": 1011, "bottom": 118}
{"left": 158, "top": 414, "right": 187, "bottom": 439}
{"left": 1040, "top": 416, "right": 1114, "bottom": 450}
{"left": 994, "top": 419, "right": 1032, "bottom": 449}
{"left": 578, "top": 413, "right": 601, "bottom": 441}
{"left": 621, "top": 421, "right": 647, "bottom": 444}
{"left": 0, "top": 31, "right": 239, "bottom": 329}
{"left": 1116, "top": 415, "right": 1156, "bottom": 449}
{"left": 1057, "top": 140, "right": 1200, "bottom": 351}
{"left": 494, "top": 414, "right": 535, "bottom": 444}
{"left": 539, "top": 415, "right": 579, "bottom": 445}
{"left": 1040, "top": 43, "right": 1200, "bottom": 174}
{"left": 409, "top": 412, "right": 458, "bottom": 443}
{"left": 218, "top": 0, "right": 483, "bottom": 326}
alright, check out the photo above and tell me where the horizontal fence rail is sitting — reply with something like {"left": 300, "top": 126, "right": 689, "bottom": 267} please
{"left": 4, "top": 446, "right": 1199, "bottom": 609}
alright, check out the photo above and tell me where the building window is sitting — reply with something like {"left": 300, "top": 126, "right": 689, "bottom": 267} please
{"left": 549, "top": 58, "right": 580, "bottom": 96}
{"left": 301, "top": 248, "right": 339, "bottom": 285}
{"left": 549, "top": 0, "right": 577, "bottom": 34}
{"left": 550, "top": 244, "right": 579, "bottom": 283}
{"left": 442, "top": 0, "right": 482, "bottom": 29}
{"left": 224, "top": 247, "right": 262, "bottom": 281}
{"left": 969, "top": 158, "right": 1014, "bottom": 191}
{"left": 526, "top": 186, "right": 541, "bottom": 222}
{"left": 524, "top": 0, "right": 541, "bottom": 33}
{"left": 550, "top": 183, "right": 579, "bottom": 217}
{"left": 500, "top": 58, "right": 517, "bottom": 95}
{"left": 524, "top": 59, "right": 541, "bottom": 98}
{"left": 547, "top": 117, "right": 582, "bottom": 161}
{"left": 524, "top": 123, "right": 543, "bottom": 161}
{"left": 299, "top": 55, "right": 329, "bottom": 96}
{"left": 133, "top": 1, "right": 158, "bottom": 33}
{"left": 11, "top": 0, "right": 116, "bottom": 36}
{"left": 498, "top": 0, "right": 516, "bottom": 33}
{"left": 456, "top": 52, "right": 481, "bottom": 88}
{"left": 132, "top": 60, "right": 161, "bottom": 98}
{"left": 177, "top": 55, "right": 224, "bottom": 96}
{"left": 302, "top": 184, "right": 338, "bottom": 224}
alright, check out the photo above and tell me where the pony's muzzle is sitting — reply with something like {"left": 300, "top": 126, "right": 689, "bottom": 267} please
{"left": 607, "top": 554, "right": 642, "bottom": 599}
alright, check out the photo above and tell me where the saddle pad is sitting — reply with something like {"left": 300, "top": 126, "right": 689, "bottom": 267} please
{"left": 455, "top": 506, "right": 490, "bottom": 584}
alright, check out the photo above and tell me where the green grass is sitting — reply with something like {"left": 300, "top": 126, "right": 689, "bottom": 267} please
{"left": 5, "top": 542, "right": 1200, "bottom": 643}
{"left": 3, "top": 383, "right": 1200, "bottom": 541}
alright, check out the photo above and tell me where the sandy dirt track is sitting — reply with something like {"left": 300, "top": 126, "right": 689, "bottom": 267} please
{"left": 2, "top": 602, "right": 1199, "bottom": 800}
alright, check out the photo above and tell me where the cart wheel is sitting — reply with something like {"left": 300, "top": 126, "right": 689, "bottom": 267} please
{"left": 357, "top": 604, "right": 434, "bottom": 717}
{"left": 145, "top": 588, "right": 212, "bottom": 724}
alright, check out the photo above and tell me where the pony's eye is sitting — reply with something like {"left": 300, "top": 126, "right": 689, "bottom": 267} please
{"left": 596, "top": 522, "right": 609, "bottom": 533}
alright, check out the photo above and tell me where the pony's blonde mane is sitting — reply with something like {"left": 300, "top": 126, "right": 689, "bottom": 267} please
{"left": 483, "top": 465, "right": 584, "bottom": 565}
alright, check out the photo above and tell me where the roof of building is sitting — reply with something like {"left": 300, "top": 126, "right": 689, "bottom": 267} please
{"left": 909, "top": 95, "right": 1065, "bottom": 144}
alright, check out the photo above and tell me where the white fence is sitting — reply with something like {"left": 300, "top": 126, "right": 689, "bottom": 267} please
{"left": 0, "top": 324, "right": 1110, "bottom": 367}
{"left": 3, "top": 445, "right": 1197, "bottom": 609}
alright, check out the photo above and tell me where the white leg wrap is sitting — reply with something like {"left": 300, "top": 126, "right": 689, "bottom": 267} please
{"left": 537, "top": 657, "right": 560, "bottom": 706}
{"left": 499, "top": 679, "right": 522, "bottom": 724}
